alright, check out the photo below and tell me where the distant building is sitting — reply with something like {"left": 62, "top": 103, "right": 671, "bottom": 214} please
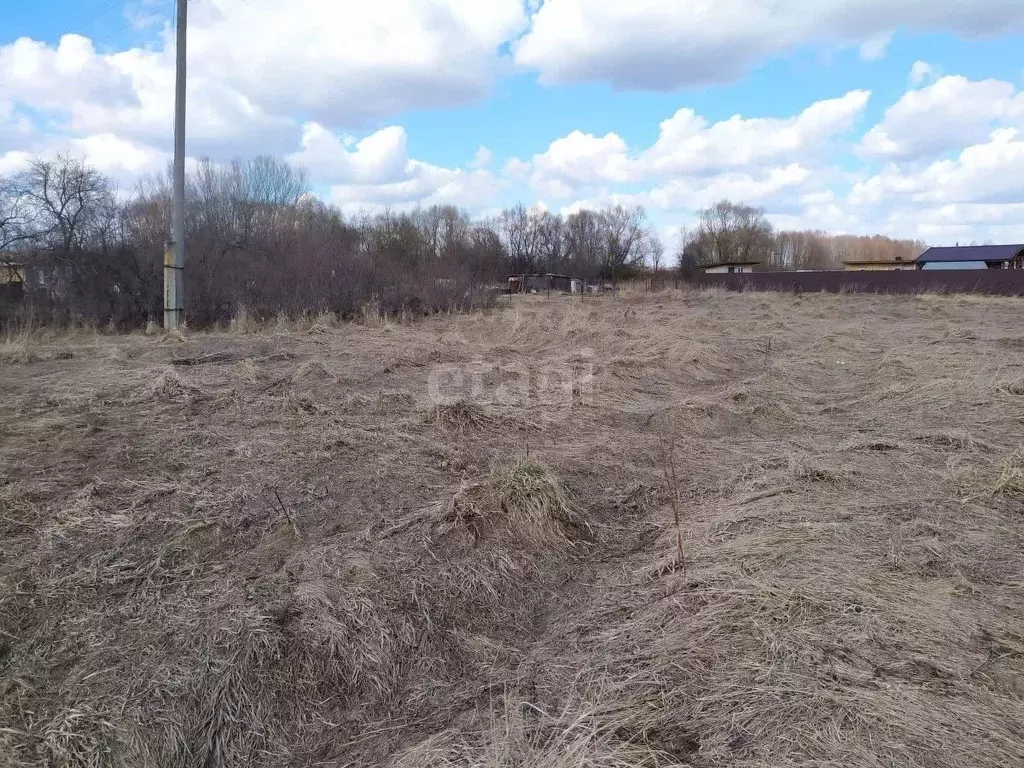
{"left": 702, "top": 261, "right": 760, "bottom": 274}
{"left": 0, "top": 258, "right": 26, "bottom": 302}
{"left": 916, "top": 244, "right": 1024, "bottom": 271}
{"left": 508, "top": 273, "right": 578, "bottom": 294}
{"left": 842, "top": 256, "right": 915, "bottom": 271}
{"left": 0, "top": 257, "right": 24, "bottom": 286}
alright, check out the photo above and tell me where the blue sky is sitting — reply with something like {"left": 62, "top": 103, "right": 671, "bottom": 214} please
{"left": 3, "top": 1, "right": 1024, "bottom": 246}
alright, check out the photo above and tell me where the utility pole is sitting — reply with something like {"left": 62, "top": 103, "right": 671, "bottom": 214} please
{"left": 164, "top": 0, "right": 187, "bottom": 329}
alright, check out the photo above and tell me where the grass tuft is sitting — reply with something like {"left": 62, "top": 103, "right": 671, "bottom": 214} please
{"left": 490, "top": 457, "right": 588, "bottom": 547}
{"left": 0, "top": 337, "right": 40, "bottom": 364}
{"left": 992, "top": 452, "right": 1024, "bottom": 498}
{"left": 291, "top": 359, "right": 331, "bottom": 383}
{"left": 427, "top": 400, "right": 496, "bottom": 432}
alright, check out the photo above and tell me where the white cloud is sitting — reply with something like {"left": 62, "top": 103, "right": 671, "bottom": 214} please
{"left": 0, "top": 133, "right": 168, "bottom": 188}
{"left": 642, "top": 90, "right": 870, "bottom": 176}
{"left": 0, "top": 35, "right": 297, "bottom": 158}
{"left": 3, "top": 0, "right": 1022, "bottom": 250}
{"left": 859, "top": 31, "right": 893, "bottom": 61}
{"left": 67, "top": 134, "right": 169, "bottom": 183}
{"left": 0, "top": 35, "right": 138, "bottom": 112}
{"left": 0, "top": 101, "right": 34, "bottom": 153}
{"left": 535, "top": 79, "right": 1024, "bottom": 244}
{"left": 525, "top": 91, "right": 869, "bottom": 199}
{"left": 852, "top": 127, "right": 1024, "bottom": 207}
{"left": 557, "top": 163, "right": 818, "bottom": 222}
{"left": 0, "top": 0, "right": 527, "bottom": 162}
{"left": 329, "top": 162, "right": 506, "bottom": 215}
{"left": 189, "top": 0, "right": 526, "bottom": 126}
{"left": 288, "top": 124, "right": 409, "bottom": 185}
{"left": 859, "top": 76, "right": 1024, "bottom": 160}
{"left": 0, "top": 151, "right": 34, "bottom": 177}
{"left": 530, "top": 130, "right": 635, "bottom": 197}
{"left": 909, "top": 60, "right": 935, "bottom": 86}
{"left": 647, "top": 164, "right": 814, "bottom": 212}
{"left": 284, "top": 123, "right": 506, "bottom": 214}
{"left": 470, "top": 146, "right": 493, "bottom": 170}
{"left": 502, "top": 157, "right": 531, "bottom": 181}
{"left": 514, "top": 0, "right": 1024, "bottom": 89}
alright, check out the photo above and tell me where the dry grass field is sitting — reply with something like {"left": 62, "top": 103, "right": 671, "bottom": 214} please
{"left": 2, "top": 289, "right": 1024, "bottom": 767}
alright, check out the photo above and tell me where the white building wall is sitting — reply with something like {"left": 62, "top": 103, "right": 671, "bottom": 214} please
{"left": 705, "top": 265, "right": 753, "bottom": 274}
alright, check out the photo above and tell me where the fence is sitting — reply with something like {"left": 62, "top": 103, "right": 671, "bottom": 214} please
{"left": 692, "top": 270, "right": 1024, "bottom": 297}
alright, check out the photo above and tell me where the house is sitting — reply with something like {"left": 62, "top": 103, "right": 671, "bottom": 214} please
{"left": 702, "top": 261, "right": 760, "bottom": 274}
{"left": 916, "top": 244, "right": 1024, "bottom": 270}
{"left": 842, "top": 256, "right": 915, "bottom": 271}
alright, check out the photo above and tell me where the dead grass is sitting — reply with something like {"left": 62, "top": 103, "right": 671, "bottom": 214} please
{"left": 291, "top": 358, "right": 332, "bottom": 382}
{"left": 993, "top": 452, "right": 1024, "bottom": 498}
{"left": 2, "top": 290, "right": 1024, "bottom": 768}
{"left": 489, "top": 457, "right": 588, "bottom": 547}
{"left": 426, "top": 400, "right": 497, "bottom": 432}
{"left": 0, "top": 337, "right": 40, "bottom": 364}
{"left": 392, "top": 680, "right": 688, "bottom": 768}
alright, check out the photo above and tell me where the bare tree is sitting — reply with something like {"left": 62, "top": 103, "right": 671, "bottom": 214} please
{"left": 680, "top": 200, "right": 774, "bottom": 269}
{"left": 11, "top": 154, "right": 117, "bottom": 255}
{"left": 535, "top": 210, "right": 566, "bottom": 274}
{"left": 0, "top": 175, "right": 36, "bottom": 254}
{"left": 601, "top": 204, "right": 655, "bottom": 278}
{"left": 564, "top": 209, "right": 604, "bottom": 278}
{"left": 499, "top": 203, "right": 542, "bottom": 274}
{"left": 649, "top": 237, "right": 666, "bottom": 272}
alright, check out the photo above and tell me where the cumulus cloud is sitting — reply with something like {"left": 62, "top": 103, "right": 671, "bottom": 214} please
{"left": 0, "top": 151, "right": 34, "bottom": 177}
{"left": 852, "top": 128, "right": 1024, "bottom": 207}
{"left": 0, "top": 0, "right": 526, "bottom": 162}
{"left": 527, "top": 91, "right": 869, "bottom": 199}
{"left": 0, "top": 35, "right": 298, "bottom": 158}
{"left": 502, "top": 157, "right": 531, "bottom": 181}
{"left": 66, "top": 134, "right": 169, "bottom": 183}
{"left": 0, "top": 133, "right": 168, "bottom": 188}
{"left": 530, "top": 130, "right": 636, "bottom": 196}
{"left": 188, "top": 0, "right": 526, "bottom": 126}
{"left": 536, "top": 79, "right": 1024, "bottom": 243}
{"left": 281, "top": 123, "right": 507, "bottom": 214}
{"left": 470, "top": 146, "right": 493, "bottom": 170}
{"left": 642, "top": 91, "right": 870, "bottom": 175}
{"left": 0, "top": 101, "right": 34, "bottom": 153}
{"left": 328, "top": 162, "right": 506, "bottom": 215}
{"left": 556, "top": 163, "right": 818, "bottom": 222}
{"left": 647, "top": 164, "right": 814, "bottom": 212}
{"left": 909, "top": 61, "right": 936, "bottom": 86}
{"left": 858, "top": 76, "right": 1024, "bottom": 160}
{"left": 0, "top": 35, "right": 138, "bottom": 112}
{"left": 2, "top": 0, "right": 1022, "bottom": 246}
{"left": 513, "top": 0, "right": 1024, "bottom": 89}
{"left": 288, "top": 124, "right": 410, "bottom": 185}
{"left": 859, "top": 31, "right": 893, "bottom": 61}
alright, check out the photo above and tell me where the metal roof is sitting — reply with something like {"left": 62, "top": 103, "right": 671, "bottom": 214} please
{"left": 917, "top": 244, "right": 1024, "bottom": 263}
{"left": 703, "top": 260, "right": 762, "bottom": 267}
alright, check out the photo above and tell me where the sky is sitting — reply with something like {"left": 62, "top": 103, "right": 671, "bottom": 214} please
{"left": 2, "top": 0, "right": 1024, "bottom": 247}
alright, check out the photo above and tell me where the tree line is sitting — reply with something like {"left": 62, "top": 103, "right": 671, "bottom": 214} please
{"left": 0, "top": 155, "right": 661, "bottom": 328}
{"left": 1, "top": 155, "right": 928, "bottom": 329}
{"left": 677, "top": 200, "right": 924, "bottom": 274}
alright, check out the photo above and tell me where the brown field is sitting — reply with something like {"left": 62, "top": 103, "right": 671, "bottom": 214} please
{"left": 2, "top": 289, "right": 1024, "bottom": 767}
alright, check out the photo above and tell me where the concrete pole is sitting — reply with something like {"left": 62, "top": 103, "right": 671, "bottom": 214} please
{"left": 164, "top": 0, "right": 187, "bottom": 329}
